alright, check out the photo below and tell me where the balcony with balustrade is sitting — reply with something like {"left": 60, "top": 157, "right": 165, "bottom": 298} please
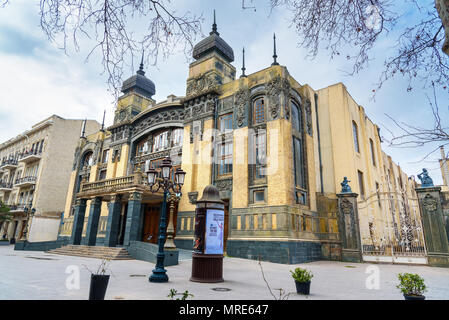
{"left": 14, "top": 176, "right": 37, "bottom": 188}
{"left": 77, "top": 171, "right": 160, "bottom": 200}
{"left": 0, "top": 159, "right": 18, "bottom": 170}
{"left": 0, "top": 181, "right": 13, "bottom": 192}
{"left": 19, "top": 149, "right": 42, "bottom": 164}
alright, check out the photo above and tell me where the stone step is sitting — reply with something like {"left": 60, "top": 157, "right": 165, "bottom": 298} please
{"left": 46, "top": 245, "right": 133, "bottom": 260}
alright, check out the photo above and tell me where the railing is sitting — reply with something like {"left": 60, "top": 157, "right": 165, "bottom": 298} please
{"left": 0, "top": 181, "right": 13, "bottom": 189}
{"left": 80, "top": 173, "right": 143, "bottom": 193}
{"left": 14, "top": 176, "right": 37, "bottom": 185}
{"left": 8, "top": 204, "right": 26, "bottom": 212}
{"left": 19, "top": 149, "right": 42, "bottom": 161}
{"left": 0, "top": 159, "right": 18, "bottom": 167}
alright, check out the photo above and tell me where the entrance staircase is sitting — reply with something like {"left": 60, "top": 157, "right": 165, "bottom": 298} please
{"left": 46, "top": 245, "right": 133, "bottom": 260}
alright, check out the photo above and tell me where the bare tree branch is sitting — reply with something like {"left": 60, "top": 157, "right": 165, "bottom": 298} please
{"left": 270, "top": 0, "right": 449, "bottom": 94}
{"left": 5, "top": 0, "right": 204, "bottom": 98}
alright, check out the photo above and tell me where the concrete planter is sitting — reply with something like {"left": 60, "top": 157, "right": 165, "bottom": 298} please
{"left": 88, "top": 274, "right": 110, "bottom": 300}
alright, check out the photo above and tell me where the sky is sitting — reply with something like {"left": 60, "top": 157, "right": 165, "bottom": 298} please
{"left": 0, "top": 0, "right": 447, "bottom": 185}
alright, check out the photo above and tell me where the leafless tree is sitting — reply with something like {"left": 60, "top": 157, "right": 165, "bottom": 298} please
{"left": 270, "top": 0, "right": 449, "bottom": 94}
{"left": 1, "top": 0, "right": 203, "bottom": 98}
{"left": 383, "top": 82, "right": 449, "bottom": 160}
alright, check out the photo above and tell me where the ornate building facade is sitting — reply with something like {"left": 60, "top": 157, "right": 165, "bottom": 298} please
{"left": 0, "top": 115, "right": 100, "bottom": 242}
{"left": 59, "top": 18, "right": 425, "bottom": 264}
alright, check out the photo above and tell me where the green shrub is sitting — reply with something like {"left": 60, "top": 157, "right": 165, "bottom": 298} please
{"left": 290, "top": 267, "right": 313, "bottom": 283}
{"left": 397, "top": 273, "right": 427, "bottom": 296}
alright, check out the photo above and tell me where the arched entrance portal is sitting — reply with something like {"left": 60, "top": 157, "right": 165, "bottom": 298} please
{"left": 141, "top": 201, "right": 178, "bottom": 244}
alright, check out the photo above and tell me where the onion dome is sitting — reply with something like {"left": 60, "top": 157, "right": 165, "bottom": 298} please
{"left": 192, "top": 11, "right": 234, "bottom": 63}
{"left": 121, "top": 55, "right": 156, "bottom": 98}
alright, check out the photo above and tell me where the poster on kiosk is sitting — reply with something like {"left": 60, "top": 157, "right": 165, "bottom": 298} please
{"left": 204, "top": 209, "right": 225, "bottom": 255}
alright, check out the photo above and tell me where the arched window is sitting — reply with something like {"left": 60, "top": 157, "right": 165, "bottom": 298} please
{"left": 291, "top": 100, "right": 302, "bottom": 132}
{"left": 81, "top": 151, "right": 93, "bottom": 168}
{"left": 291, "top": 99, "right": 306, "bottom": 204}
{"left": 253, "top": 97, "right": 265, "bottom": 124}
{"left": 153, "top": 131, "right": 169, "bottom": 152}
{"left": 352, "top": 121, "right": 360, "bottom": 153}
{"left": 171, "top": 128, "right": 184, "bottom": 147}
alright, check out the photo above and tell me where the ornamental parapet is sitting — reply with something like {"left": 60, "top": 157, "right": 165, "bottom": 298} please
{"left": 77, "top": 172, "right": 154, "bottom": 199}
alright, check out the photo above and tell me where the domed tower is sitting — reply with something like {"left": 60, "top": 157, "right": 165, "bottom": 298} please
{"left": 114, "top": 56, "right": 156, "bottom": 125}
{"left": 186, "top": 11, "right": 236, "bottom": 98}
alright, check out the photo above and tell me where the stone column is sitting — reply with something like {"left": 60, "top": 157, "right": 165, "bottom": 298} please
{"left": 416, "top": 186, "right": 449, "bottom": 267}
{"left": 337, "top": 192, "right": 362, "bottom": 263}
{"left": 15, "top": 220, "right": 23, "bottom": 239}
{"left": 85, "top": 196, "right": 103, "bottom": 246}
{"left": 164, "top": 195, "right": 178, "bottom": 250}
{"left": 7, "top": 221, "right": 15, "bottom": 239}
{"left": 0, "top": 221, "right": 7, "bottom": 239}
{"left": 70, "top": 198, "right": 87, "bottom": 245}
{"left": 123, "top": 192, "right": 143, "bottom": 246}
{"left": 104, "top": 195, "right": 122, "bottom": 247}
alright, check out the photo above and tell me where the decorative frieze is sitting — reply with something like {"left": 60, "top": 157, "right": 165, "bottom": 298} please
{"left": 266, "top": 75, "right": 290, "bottom": 121}
{"left": 186, "top": 72, "right": 220, "bottom": 98}
{"left": 188, "top": 191, "right": 199, "bottom": 204}
{"left": 305, "top": 98, "right": 313, "bottom": 136}
{"left": 215, "top": 178, "right": 232, "bottom": 191}
{"left": 129, "top": 192, "right": 142, "bottom": 201}
{"left": 234, "top": 88, "right": 250, "bottom": 128}
{"left": 183, "top": 94, "right": 217, "bottom": 124}
{"left": 131, "top": 108, "right": 185, "bottom": 138}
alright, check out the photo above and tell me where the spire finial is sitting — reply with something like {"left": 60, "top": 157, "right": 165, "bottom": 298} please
{"left": 137, "top": 50, "right": 145, "bottom": 75}
{"left": 272, "top": 33, "right": 279, "bottom": 66}
{"left": 101, "top": 110, "right": 106, "bottom": 131}
{"left": 240, "top": 47, "right": 247, "bottom": 78}
{"left": 210, "top": 10, "right": 219, "bottom": 35}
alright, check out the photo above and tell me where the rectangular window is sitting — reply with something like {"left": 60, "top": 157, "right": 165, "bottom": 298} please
{"left": 102, "top": 150, "right": 109, "bottom": 163}
{"left": 153, "top": 131, "right": 169, "bottom": 152}
{"left": 99, "top": 170, "right": 107, "bottom": 180}
{"left": 353, "top": 121, "right": 360, "bottom": 153}
{"left": 255, "top": 131, "right": 266, "bottom": 179}
{"left": 219, "top": 113, "right": 233, "bottom": 132}
{"left": 293, "top": 137, "right": 305, "bottom": 188}
{"left": 218, "top": 141, "right": 233, "bottom": 175}
{"left": 254, "top": 190, "right": 265, "bottom": 202}
{"left": 358, "top": 170, "right": 365, "bottom": 200}
{"left": 171, "top": 128, "right": 184, "bottom": 147}
{"left": 253, "top": 98, "right": 265, "bottom": 124}
{"left": 370, "top": 139, "right": 376, "bottom": 166}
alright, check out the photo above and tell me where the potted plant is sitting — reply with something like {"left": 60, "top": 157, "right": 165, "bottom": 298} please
{"left": 397, "top": 273, "right": 427, "bottom": 300}
{"left": 85, "top": 259, "right": 111, "bottom": 300}
{"left": 290, "top": 267, "right": 313, "bottom": 295}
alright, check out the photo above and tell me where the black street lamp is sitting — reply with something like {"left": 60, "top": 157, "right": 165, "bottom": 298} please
{"left": 146, "top": 156, "right": 186, "bottom": 282}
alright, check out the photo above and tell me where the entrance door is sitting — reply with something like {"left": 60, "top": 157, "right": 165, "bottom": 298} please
{"left": 142, "top": 205, "right": 160, "bottom": 244}
{"left": 223, "top": 200, "right": 229, "bottom": 252}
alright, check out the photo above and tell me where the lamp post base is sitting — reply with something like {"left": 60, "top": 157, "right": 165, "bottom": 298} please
{"left": 149, "top": 268, "right": 169, "bottom": 283}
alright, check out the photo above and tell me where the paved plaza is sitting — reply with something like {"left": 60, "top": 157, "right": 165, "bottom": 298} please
{"left": 0, "top": 245, "right": 448, "bottom": 300}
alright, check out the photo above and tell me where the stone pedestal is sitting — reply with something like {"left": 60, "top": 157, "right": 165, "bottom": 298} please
{"left": 70, "top": 199, "right": 87, "bottom": 245}
{"left": 416, "top": 186, "right": 449, "bottom": 267}
{"left": 104, "top": 196, "right": 122, "bottom": 247}
{"left": 337, "top": 192, "right": 362, "bottom": 263}
{"left": 85, "top": 197, "right": 102, "bottom": 246}
{"left": 123, "top": 192, "right": 142, "bottom": 246}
